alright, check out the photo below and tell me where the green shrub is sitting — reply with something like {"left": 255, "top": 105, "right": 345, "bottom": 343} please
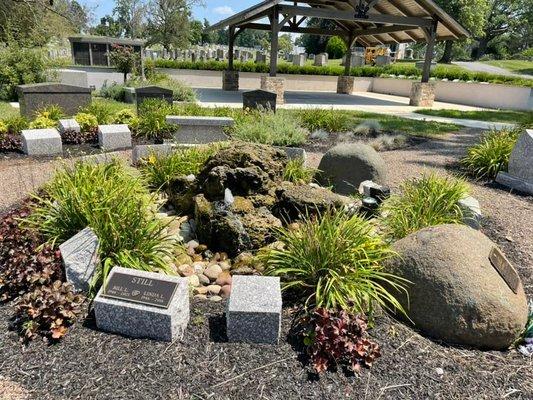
{"left": 4, "top": 115, "right": 29, "bottom": 134}
{"left": 0, "top": 45, "right": 48, "bottom": 101}
{"left": 261, "top": 211, "right": 407, "bottom": 314}
{"left": 0, "top": 120, "right": 7, "bottom": 136}
{"left": 139, "top": 144, "right": 222, "bottom": 191}
{"left": 381, "top": 173, "right": 469, "bottom": 240}
{"left": 99, "top": 80, "right": 126, "bottom": 102}
{"left": 29, "top": 116, "right": 57, "bottom": 129}
{"left": 232, "top": 110, "right": 308, "bottom": 146}
{"left": 283, "top": 158, "right": 317, "bottom": 184}
{"left": 297, "top": 108, "right": 352, "bottom": 132}
{"left": 24, "top": 160, "right": 176, "bottom": 290}
{"left": 35, "top": 105, "right": 64, "bottom": 121}
{"left": 75, "top": 112, "right": 98, "bottom": 132}
{"left": 326, "top": 36, "right": 347, "bottom": 59}
{"left": 79, "top": 102, "right": 114, "bottom": 124}
{"left": 154, "top": 59, "right": 533, "bottom": 88}
{"left": 113, "top": 108, "right": 137, "bottom": 125}
{"left": 461, "top": 128, "right": 520, "bottom": 180}
{"left": 134, "top": 99, "right": 174, "bottom": 140}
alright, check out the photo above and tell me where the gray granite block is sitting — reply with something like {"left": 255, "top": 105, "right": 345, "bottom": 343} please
{"left": 59, "top": 227, "right": 99, "bottom": 292}
{"left": 227, "top": 275, "right": 282, "bottom": 344}
{"left": 94, "top": 267, "right": 189, "bottom": 342}
{"left": 166, "top": 116, "right": 233, "bottom": 144}
{"left": 21, "top": 128, "right": 62, "bottom": 156}
{"left": 58, "top": 118, "right": 81, "bottom": 133}
{"left": 458, "top": 195, "right": 482, "bottom": 230}
{"left": 132, "top": 144, "right": 173, "bottom": 164}
{"left": 98, "top": 124, "right": 132, "bottom": 150}
{"left": 496, "top": 171, "right": 533, "bottom": 196}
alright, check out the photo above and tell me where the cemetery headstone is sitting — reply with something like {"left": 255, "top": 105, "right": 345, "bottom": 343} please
{"left": 227, "top": 275, "right": 282, "bottom": 344}
{"left": 59, "top": 227, "right": 99, "bottom": 292}
{"left": 314, "top": 53, "right": 327, "bottom": 67}
{"left": 98, "top": 124, "right": 132, "bottom": 150}
{"left": 135, "top": 85, "right": 173, "bottom": 111}
{"left": 496, "top": 129, "right": 533, "bottom": 195}
{"left": 94, "top": 266, "right": 189, "bottom": 341}
{"left": 292, "top": 53, "right": 306, "bottom": 67}
{"left": 21, "top": 128, "right": 62, "bottom": 156}
{"left": 16, "top": 83, "right": 91, "bottom": 119}
{"left": 58, "top": 118, "right": 80, "bottom": 134}
{"left": 166, "top": 116, "right": 232, "bottom": 144}
{"left": 242, "top": 89, "right": 277, "bottom": 112}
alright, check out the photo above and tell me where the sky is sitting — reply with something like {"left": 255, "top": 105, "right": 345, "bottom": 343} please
{"left": 79, "top": 0, "right": 255, "bottom": 25}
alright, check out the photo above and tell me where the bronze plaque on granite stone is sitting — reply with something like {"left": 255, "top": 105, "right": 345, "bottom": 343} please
{"left": 489, "top": 247, "right": 520, "bottom": 294}
{"left": 102, "top": 272, "right": 178, "bottom": 308}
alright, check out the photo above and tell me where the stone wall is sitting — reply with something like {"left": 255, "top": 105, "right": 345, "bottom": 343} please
{"left": 409, "top": 82, "right": 436, "bottom": 107}
{"left": 337, "top": 76, "right": 356, "bottom": 94}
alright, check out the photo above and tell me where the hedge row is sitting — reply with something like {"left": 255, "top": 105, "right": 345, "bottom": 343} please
{"left": 153, "top": 59, "right": 533, "bottom": 88}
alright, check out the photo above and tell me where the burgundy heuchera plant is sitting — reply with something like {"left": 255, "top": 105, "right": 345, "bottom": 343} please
{"left": 304, "top": 308, "right": 381, "bottom": 373}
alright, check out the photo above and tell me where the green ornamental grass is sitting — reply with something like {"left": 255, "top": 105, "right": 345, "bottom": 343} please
{"left": 461, "top": 128, "right": 520, "bottom": 179}
{"left": 381, "top": 173, "right": 469, "bottom": 240}
{"left": 24, "top": 160, "right": 175, "bottom": 291}
{"left": 261, "top": 211, "right": 408, "bottom": 315}
{"left": 283, "top": 158, "right": 318, "bottom": 184}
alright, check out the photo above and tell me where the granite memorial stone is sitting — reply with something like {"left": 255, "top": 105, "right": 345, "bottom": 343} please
{"left": 166, "top": 116, "right": 232, "bottom": 144}
{"left": 242, "top": 89, "right": 277, "bottom": 111}
{"left": 227, "top": 275, "right": 282, "bottom": 344}
{"left": 94, "top": 266, "right": 189, "bottom": 341}
{"left": 58, "top": 118, "right": 81, "bottom": 134}
{"left": 98, "top": 124, "right": 132, "bottom": 150}
{"left": 59, "top": 227, "right": 99, "bottom": 292}
{"left": 21, "top": 128, "right": 63, "bottom": 156}
{"left": 135, "top": 86, "right": 173, "bottom": 111}
{"left": 17, "top": 83, "right": 91, "bottom": 118}
{"left": 496, "top": 129, "right": 533, "bottom": 195}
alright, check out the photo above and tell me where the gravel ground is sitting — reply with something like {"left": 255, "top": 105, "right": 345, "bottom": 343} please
{"left": 0, "top": 128, "right": 532, "bottom": 399}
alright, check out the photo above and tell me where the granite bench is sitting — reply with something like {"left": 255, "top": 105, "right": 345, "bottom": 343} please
{"left": 166, "top": 116, "right": 233, "bottom": 144}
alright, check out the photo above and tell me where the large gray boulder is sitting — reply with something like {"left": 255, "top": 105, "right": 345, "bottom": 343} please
{"left": 387, "top": 224, "right": 528, "bottom": 349}
{"left": 318, "top": 143, "right": 386, "bottom": 195}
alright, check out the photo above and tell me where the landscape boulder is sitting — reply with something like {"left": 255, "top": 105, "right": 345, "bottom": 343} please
{"left": 318, "top": 143, "right": 386, "bottom": 195}
{"left": 387, "top": 224, "right": 528, "bottom": 349}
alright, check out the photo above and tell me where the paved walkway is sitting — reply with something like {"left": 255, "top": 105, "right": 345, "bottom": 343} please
{"left": 453, "top": 61, "right": 533, "bottom": 79}
{"left": 195, "top": 88, "right": 513, "bottom": 130}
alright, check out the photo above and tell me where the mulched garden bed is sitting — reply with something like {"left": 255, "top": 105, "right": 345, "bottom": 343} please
{"left": 0, "top": 299, "right": 531, "bottom": 400}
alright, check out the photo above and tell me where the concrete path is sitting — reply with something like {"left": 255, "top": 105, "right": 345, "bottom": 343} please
{"left": 453, "top": 61, "right": 533, "bottom": 79}
{"left": 194, "top": 88, "right": 512, "bottom": 130}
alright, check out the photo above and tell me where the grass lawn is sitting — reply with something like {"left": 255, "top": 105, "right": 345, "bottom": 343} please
{"left": 344, "top": 111, "right": 458, "bottom": 136}
{"left": 415, "top": 108, "right": 533, "bottom": 126}
{"left": 0, "top": 102, "right": 20, "bottom": 119}
{"left": 481, "top": 60, "right": 533, "bottom": 76}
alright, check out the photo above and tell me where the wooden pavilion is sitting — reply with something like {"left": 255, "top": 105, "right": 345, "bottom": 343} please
{"left": 208, "top": 0, "right": 469, "bottom": 106}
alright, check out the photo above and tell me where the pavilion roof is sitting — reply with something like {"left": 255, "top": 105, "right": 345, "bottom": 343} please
{"left": 208, "top": 0, "right": 469, "bottom": 46}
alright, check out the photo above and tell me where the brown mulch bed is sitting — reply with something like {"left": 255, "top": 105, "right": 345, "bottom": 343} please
{"left": 0, "top": 299, "right": 531, "bottom": 400}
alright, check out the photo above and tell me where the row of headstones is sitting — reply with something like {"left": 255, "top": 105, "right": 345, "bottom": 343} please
{"left": 22, "top": 122, "right": 132, "bottom": 156}
{"left": 60, "top": 227, "right": 282, "bottom": 344}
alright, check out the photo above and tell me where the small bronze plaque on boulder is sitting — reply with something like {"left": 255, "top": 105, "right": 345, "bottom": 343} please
{"left": 489, "top": 247, "right": 520, "bottom": 294}
{"left": 103, "top": 272, "right": 178, "bottom": 308}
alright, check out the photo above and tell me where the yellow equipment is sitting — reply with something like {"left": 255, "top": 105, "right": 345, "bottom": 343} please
{"left": 365, "top": 47, "right": 387, "bottom": 65}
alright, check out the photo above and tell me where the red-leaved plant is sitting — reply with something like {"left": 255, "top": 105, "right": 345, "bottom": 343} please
{"left": 302, "top": 308, "right": 381, "bottom": 373}
{"left": 15, "top": 280, "right": 84, "bottom": 342}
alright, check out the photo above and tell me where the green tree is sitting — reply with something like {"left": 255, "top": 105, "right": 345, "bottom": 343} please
{"left": 113, "top": 0, "right": 147, "bottom": 38}
{"left": 92, "top": 15, "right": 122, "bottom": 37}
{"left": 278, "top": 34, "right": 293, "bottom": 55}
{"left": 189, "top": 19, "right": 203, "bottom": 45}
{"left": 201, "top": 19, "right": 217, "bottom": 44}
{"left": 296, "top": 18, "right": 338, "bottom": 54}
{"left": 434, "top": 0, "right": 489, "bottom": 63}
{"left": 146, "top": 0, "right": 198, "bottom": 50}
{"left": 109, "top": 44, "right": 140, "bottom": 82}
{"left": 326, "top": 36, "right": 347, "bottom": 58}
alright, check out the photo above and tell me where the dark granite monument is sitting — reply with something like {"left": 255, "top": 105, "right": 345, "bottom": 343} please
{"left": 135, "top": 86, "right": 173, "bottom": 111}
{"left": 16, "top": 83, "right": 91, "bottom": 118}
{"left": 242, "top": 89, "right": 277, "bottom": 112}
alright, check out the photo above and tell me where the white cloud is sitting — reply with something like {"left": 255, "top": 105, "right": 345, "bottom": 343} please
{"left": 213, "top": 6, "right": 235, "bottom": 16}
